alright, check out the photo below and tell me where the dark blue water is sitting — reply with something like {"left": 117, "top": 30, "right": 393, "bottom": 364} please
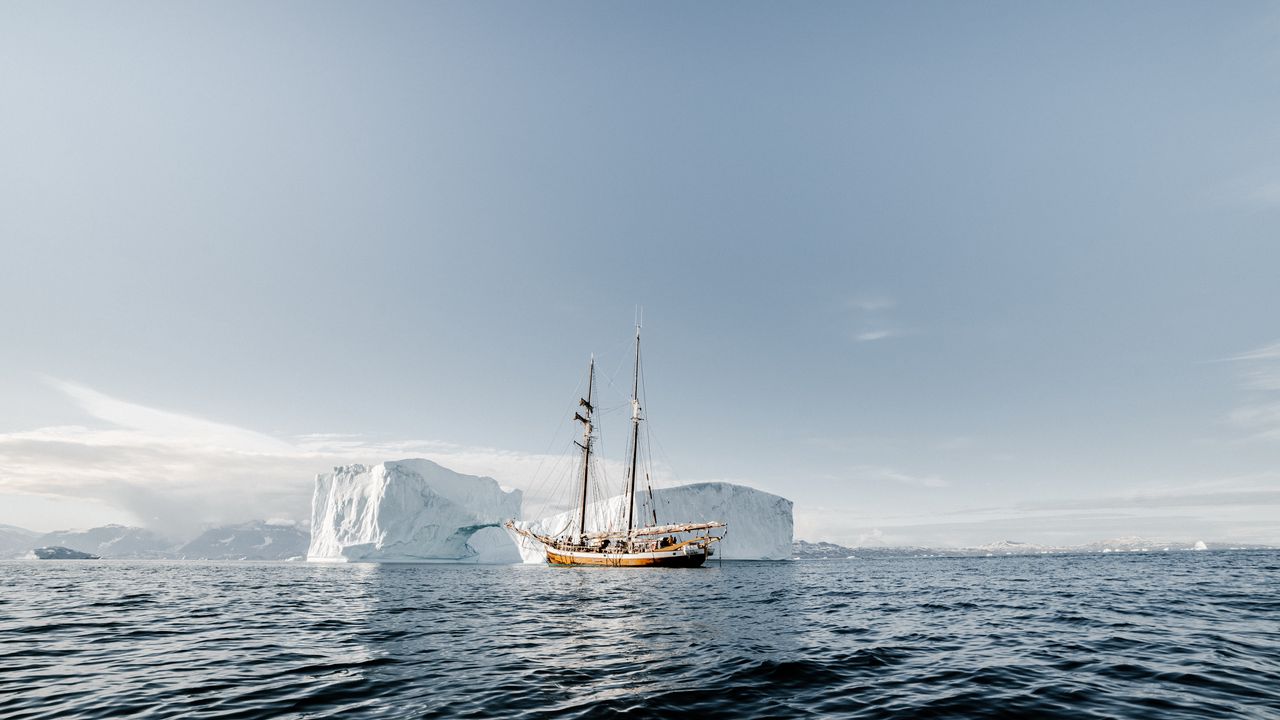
{"left": 2, "top": 552, "right": 1278, "bottom": 719}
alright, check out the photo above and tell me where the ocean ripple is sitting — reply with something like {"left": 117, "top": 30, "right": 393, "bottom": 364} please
{"left": 2, "top": 552, "right": 1279, "bottom": 719}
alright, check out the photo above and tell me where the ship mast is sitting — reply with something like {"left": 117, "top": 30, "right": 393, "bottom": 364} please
{"left": 573, "top": 356, "right": 595, "bottom": 543}
{"left": 624, "top": 325, "right": 642, "bottom": 542}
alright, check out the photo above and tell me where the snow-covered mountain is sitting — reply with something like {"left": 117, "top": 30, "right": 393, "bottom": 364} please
{"left": 791, "top": 540, "right": 942, "bottom": 559}
{"left": 1080, "top": 536, "right": 1187, "bottom": 553}
{"left": 512, "top": 482, "right": 794, "bottom": 562}
{"left": 33, "top": 524, "right": 174, "bottom": 559}
{"left": 788, "top": 537, "right": 1273, "bottom": 557}
{"left": 178, "top": 521, "right": 309, "bottom": 560}
{"left": 0, "top": 524, "right": 39, "bottom": 558}
{"left": 3, "top": 521, "right": 309, "bottom": 560}
{"left": 792, "top": 540, "right": 858, "bottom": 558}
{"left": 974, "top": 539, "right": 1049, "bottom": 554}
{"left": 308, "top": 459, "right": 523, "bottom": 563}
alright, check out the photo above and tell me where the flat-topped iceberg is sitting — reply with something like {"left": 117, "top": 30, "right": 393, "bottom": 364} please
{"left": 511, "top": 481, "right": 793, "bottom": 562}
{"left": 308, "top": 459, "right": 522, "bottom": 563}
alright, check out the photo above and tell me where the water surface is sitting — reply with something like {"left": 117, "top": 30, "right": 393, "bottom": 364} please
{"left": 2, "top": 552, "right": 1278, "bottom": 718}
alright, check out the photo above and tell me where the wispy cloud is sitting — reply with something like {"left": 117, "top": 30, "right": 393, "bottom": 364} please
{"left": 1227, "top": 403, "right": 1280, "bottom": 441}
{"left": 1229, "top": 341, "right": 1280, "bottom": 362}
{"left": 1224, "top": 340, "right": 1280, "bottom": 441}
{"left": 855, "top": 330, "right": 903, "bottom": 342}
{"left": 1015, "top": 481, "right": 1280, "bottom": 513}
{"left": 1249, "top": 182, "right": 1280, "bottom": 206}
{"left": 0, "top": 379, "right": 630, "bottom": 537}
{"left": 41, "top": 377, "right": 296, "bottom": 453}
{"left": 849, "top": 464, "right": 949, "bottom": 488}
{"left": 1240, "top": 368, "right": 1280, "bottom": 391}
{"left": 844, "top": 295, "right": 910, "bottom": 343}
{"left": 799, "top": 474, "right": 1280, "bottom": 547}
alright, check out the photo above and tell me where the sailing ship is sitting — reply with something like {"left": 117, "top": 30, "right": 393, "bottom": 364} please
{"left": 506, "top": 325, "right": 725, "bottom": 567}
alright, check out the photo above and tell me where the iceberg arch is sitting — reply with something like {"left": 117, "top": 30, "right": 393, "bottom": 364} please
{"left": 307, "top": 459, "right": 522, "bottom": 563}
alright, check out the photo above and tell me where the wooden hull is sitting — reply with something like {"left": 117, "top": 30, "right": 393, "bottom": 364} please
{"left": 545, "top": 545, "right": 709, "bottom": 568}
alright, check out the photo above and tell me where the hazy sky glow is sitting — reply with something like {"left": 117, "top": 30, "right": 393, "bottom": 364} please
{"left": 2, "top": 1, "right": 1279, "bottom": 545}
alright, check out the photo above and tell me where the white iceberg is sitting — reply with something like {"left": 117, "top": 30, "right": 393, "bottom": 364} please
{"left": 511, "top": 481, "right": 793, "bottom": 563}
{"left": 307, "top": 459, "right": 522, "bottom": 563}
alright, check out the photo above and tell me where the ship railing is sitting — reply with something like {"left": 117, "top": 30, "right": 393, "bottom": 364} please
{"left": 503, "top": 520, "right": 727, "bottom": 550}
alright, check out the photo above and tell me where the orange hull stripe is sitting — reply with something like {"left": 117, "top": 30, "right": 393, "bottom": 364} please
{"left": 545, "top": 548, "right": 707, "bottom": 567}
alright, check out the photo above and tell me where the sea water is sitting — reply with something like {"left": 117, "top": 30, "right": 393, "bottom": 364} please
{"left": 2, "top": 552, "right": 1277, "bottom": 718}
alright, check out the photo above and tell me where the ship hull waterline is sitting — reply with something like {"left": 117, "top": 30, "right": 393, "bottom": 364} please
{"left": 545, "top": 546, "right": 709, "bottom": 568}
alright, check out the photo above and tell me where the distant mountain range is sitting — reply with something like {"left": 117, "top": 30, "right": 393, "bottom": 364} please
{"left": 176, "top": 521, "right": 310, "bottom": 560}
{"left": 0, "top": 524, "right": 39, "bottom": 558}
{"left": 5, "top": 524, "right": 1274, "bottom": 561}
{"left": 0, "top": 522, "right": 310, "bottom": 561}
{"left": 791, "top": 537, "right": 1278, "bottom": 559}
{"left": 34, "top": 525, "right": 174, "bottom": 558}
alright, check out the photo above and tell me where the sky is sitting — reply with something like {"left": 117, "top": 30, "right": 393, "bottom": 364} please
{"left": 2, "top": 1, "right": 1279, "bottom": 546}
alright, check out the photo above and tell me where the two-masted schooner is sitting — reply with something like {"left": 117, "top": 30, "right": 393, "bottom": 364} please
{"left": 506, "top": 326, "right": 725, "bottom": 567}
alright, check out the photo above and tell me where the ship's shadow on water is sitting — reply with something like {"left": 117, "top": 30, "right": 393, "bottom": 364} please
{"left": 1, "top": 554, "right": 1279, "bottom": 719}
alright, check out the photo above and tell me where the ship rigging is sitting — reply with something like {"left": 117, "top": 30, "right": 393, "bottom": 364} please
{"left": 506, "top": 324, "right": 725, "bottom": 567}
